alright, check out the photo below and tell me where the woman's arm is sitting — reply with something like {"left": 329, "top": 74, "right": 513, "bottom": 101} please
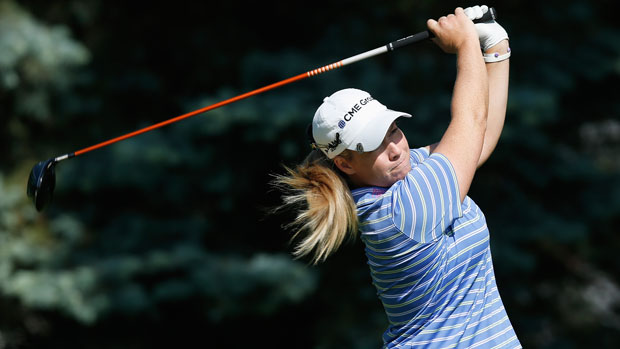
{"left": 477, "top": 39, "right": 510, "bottom": 168}
{"left": 427, "top": 8, "right": 489, "bottom": 203}
{"left": 425, "top": 40, "right": 509, "bottom": 168}
{"left": 426, "top": 6, "right": 509, "bottom": 169}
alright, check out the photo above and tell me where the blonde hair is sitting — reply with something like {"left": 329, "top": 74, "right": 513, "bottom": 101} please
{"left": 272, "top": 149, "right": 358, "bottom": 264}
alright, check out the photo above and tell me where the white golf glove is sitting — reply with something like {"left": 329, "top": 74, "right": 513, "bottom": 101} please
{"left": 464, "top": 5, "right": 509, "bottom": 51}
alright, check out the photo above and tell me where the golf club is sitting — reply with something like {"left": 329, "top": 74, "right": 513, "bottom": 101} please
{"left": 27, "top": 8, "right": 496, "bottom": 211}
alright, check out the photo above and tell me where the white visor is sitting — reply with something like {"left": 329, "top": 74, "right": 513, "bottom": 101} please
{"left": 311, "top": 88, "right": 412, "bottom": 159}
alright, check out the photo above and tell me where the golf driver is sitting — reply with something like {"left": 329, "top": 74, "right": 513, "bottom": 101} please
{"left": 27, "top": 8, "right": 496, "bottom": 211}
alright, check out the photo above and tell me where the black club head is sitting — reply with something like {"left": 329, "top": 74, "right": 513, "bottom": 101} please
{"left": 27, "top": 159, "right": 57, "bottom": 211}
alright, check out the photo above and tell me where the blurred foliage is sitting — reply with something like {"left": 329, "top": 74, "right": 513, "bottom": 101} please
{"left": 1, "top": 0, "right": 620, "bottom": 348}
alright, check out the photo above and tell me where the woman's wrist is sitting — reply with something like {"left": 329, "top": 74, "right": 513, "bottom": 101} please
{"left": 484, "top": 39, "right": 510, "bottom": 54}
{"left": 483, "top": 39, "right": 510, "bottom": 63}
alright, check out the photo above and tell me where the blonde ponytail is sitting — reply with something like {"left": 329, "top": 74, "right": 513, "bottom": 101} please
{"left": 272, "top": 149, "right": 358, "bottom": 264}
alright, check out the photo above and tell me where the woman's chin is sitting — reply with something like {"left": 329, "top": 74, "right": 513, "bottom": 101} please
{"left": 392, "top": 163, "right": 411, "bottom": 182}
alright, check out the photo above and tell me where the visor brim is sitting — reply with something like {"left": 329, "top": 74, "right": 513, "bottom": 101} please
{"left": 346, "top": 110, "right": 411, "bottom": 153}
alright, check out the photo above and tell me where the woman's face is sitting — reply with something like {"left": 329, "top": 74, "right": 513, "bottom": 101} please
{"left": 337, "top": 121, "right": 411, "bottom": 188}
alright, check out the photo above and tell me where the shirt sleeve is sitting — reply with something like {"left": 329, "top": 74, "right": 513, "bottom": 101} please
{"left": 390, "top": 151, "right": 463, "bottom": 243}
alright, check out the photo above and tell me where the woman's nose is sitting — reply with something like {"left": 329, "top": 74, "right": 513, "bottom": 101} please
{"left": 387, "top": 142, "right": 400, "bottom": 161}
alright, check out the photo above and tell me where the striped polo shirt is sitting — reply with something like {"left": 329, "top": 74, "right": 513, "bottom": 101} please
{"left": 352, "top": 148, "right": 520, "bottom": 348}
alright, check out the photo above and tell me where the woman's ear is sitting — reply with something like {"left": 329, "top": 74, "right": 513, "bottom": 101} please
{"left": 333, "top": 155, "right": 356, "bottom": 175}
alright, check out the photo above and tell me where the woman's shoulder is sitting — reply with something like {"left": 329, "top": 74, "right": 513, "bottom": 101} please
{"left": 352, "top": 186, "right": 390, "bottom": 209}
{"left": 410, "top": 147, "right": 430, "bottom": 165}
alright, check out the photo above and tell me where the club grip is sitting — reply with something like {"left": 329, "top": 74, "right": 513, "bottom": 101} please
{"left": 387, "top": 7, "right": 497, "bottom": 51}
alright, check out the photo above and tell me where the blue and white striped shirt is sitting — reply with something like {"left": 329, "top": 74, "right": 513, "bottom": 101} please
{"left": 352, "top": 148, "right": 520, "bottom": 348}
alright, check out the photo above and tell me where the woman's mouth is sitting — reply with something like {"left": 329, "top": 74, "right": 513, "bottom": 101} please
{"left": 391, "top": 158, "right": 406, "bottom": 172}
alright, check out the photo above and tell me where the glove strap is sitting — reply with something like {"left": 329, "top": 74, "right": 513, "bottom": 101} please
{"left": 483, "top": 47, "right": 511, "bottom": 63}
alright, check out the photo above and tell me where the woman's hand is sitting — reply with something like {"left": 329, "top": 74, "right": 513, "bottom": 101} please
{"left": 426, "top": 7, "right": 479, "bottom": 54}
{"left": 464, "top": 5, "right": 509, "bottom": 52}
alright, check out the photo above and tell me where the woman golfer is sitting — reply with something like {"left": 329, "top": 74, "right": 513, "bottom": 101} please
{"left": 275, "top": 6, "right": 518, "bottom": 348}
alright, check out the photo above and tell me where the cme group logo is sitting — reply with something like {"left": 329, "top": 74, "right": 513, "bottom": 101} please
{"left": 338, "top": 120, "right": 346, "bottom": 129}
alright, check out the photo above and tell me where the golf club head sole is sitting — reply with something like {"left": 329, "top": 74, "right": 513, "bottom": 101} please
{"left": 27, "top": 159, "right": 57, "bottom": 211}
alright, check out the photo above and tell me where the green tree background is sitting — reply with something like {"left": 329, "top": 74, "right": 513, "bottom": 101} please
{"left": 1, "top": 0, "right": 619, "bottom": 347}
